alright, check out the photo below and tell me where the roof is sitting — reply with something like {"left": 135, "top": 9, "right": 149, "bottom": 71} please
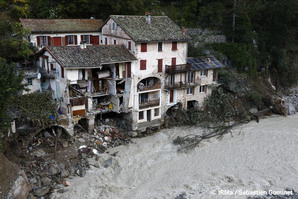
{"left": 187, "top": 56, "right": 225, "bottom": 71}
{"left": 19, "top": 18, "right": 103, "bottom": 33}
{"left": 108, "top": 15, "right": 190, "bottom": 42}
{"left": 39, "top": 45, "right": 137, "bottom": 68}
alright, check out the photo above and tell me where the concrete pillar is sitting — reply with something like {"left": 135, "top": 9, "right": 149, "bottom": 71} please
{"left": 87, "top": 115, "right": 95, "bottom": 133}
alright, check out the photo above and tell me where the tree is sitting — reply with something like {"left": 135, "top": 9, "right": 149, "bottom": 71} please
{"left": 0, "top": 58, "right": 24, "bottom": 130}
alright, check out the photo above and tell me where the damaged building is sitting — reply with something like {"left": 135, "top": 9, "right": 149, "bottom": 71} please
{"left": 19, "top": 14, "right": 224, "bottom": 134}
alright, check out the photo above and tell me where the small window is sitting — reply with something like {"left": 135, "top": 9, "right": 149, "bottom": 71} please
{"left": 105, "top": 38, "right": 108, "bottom": 45}
{"left": 154, "top": 108, "right": 159, "bottom": 116}
{"left": 172, "top": 41, "right": 177, "bottom": 50}
{"left": 171, "top": 57, "right": 176, "bottom": 66}
{"left": 50, "top": 63, "right": 54, "bottom": 70}
{"left": 128, "top": 41, "right": 131, "bottom": 50}
{"left": 27, "top": 78, "right": 33, "bottom": 86}
{"left": 114, "top": 39, "right": 117, "bottom": 44}
{"left": 201, "top": 70, "right": 207, "bottom": 76}
{"left": 140, "top": 60, "right": 146, "bottom": 70}
{"left": 61, "top": 66, "right": 64, "bottom": 78}
{"left": 139, "top": 111, "right": 144, "bottom": 120}
{"left": 141, "top": 43, "right": 147, "bottom": 52}
{"left": 199, "top": 85, "right": 206, "bottom": 93}
{"left": 109, "top": 24, "right": 111, "bottom": 30}
{"left": 158, "top": 42, "right": 162, "bottom": 52}
{"left": 112, "top": 22, "right": 115, "bottom": 30}
{"left": 187, "top": 87, "right": 194, "bottom": 95}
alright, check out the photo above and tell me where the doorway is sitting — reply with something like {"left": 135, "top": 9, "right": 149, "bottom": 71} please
{"left": 147, "top": 110, "right": 151, "bottom": 122}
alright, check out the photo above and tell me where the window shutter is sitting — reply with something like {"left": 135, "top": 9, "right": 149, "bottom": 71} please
{"left": 158, "top": 59, "right": 163, "bottom": 72}
{"left": 140, "top": 60, "right": 146, "bottom": 70}
{"left": 47, "top": 36, "right": 51, "bottom": 46}
{"left": 37, "top": 36, "right": 40, "bottom": 46}
{"left": 141, "top": 43, "right": 147, "bottom": 52}
{"left": 127, "top": 62, "right": 131, "bottom": 78}
{"left": 91, "top": 36, "right": 99, "bottom": 45}
{"left": 65, "top": 36, "right": 68, "bottom": 45}
{"left": 74, "top": 35, "right": 78, "bottom": 45}
{"left": 172, "top": 57, "right": 176, "bottom": 66}
{"left": 172, "top": 42, "right": 177, "bottom": 50}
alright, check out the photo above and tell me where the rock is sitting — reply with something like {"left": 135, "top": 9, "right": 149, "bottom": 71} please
{"left": 287, "top": 103, "right": 296, "bottom": 115}
{"left": 32, "top": 149, "right": 47, "bottom": 157}
{"left": 93, "top": 162, "right": 100, "bottom": 168}
{"left": 78, "top": 138, "right": 85, "bottom": 142}
{"left": 104, "top": 158, "right": 113, "bottom": 168}
{"left": 33, "top": 187, "right": 50, "bottom": 197}
{"left": 62, "top": 141, "right": 69, "bottom": 148}
{"left": 127, "top": 131, "right": 138, "bottom": 137}
{"left": 5, "top": 170, "right": 32, "bottom": 199}
{"left": 30, "top": 178, "right": 37, "bottom": 184}
{"left": 57, "top": 189, "right": 69, "bottom": 193}
{"left": 48, "top": 164, "right": 60, "bottom": 176}
{"left": 58, "top": 163, "right": 65, "bottom": 170}
{"left": 27, "top": 193, "right": 37, "bottom": 199}
{"left": 60, "top": 169, "right": 69, "bottom": 178}
{"left": 63, "top": 181, "right": 70, "bottom": 187}
{"left": 80, "top": 153, "right": 87, "bottom": 159}
{"left": 41, "top": 177, "right": 52, "bottom": 186}
{"left": 76, "top": 167, "right": 86, "bottom": 177}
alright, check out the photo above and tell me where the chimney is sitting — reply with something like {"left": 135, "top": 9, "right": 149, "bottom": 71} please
{"left": 181, "top": 27, "right": 186, "bottom": 35}
{"left": 145, "top": 12, "right": 151, "bottom": 24}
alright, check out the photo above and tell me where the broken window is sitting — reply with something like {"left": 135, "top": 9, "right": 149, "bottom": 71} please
{"left": 158, "top": 42, "right": 162, "bottom": 52}
{"left": 154, "top": 108, "right": 159, "bottom": 116}
{"left": 141, "top": 43, "right": 147, "bottom": 52}
{"left": 139, "top": 111, "right": 144, "bottom": 120}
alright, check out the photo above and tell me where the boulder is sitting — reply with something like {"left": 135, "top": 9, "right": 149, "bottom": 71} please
{"left": 33, "top": 187, "right": 50, "bottom": 197}
{"left": 5, "top": 170, "right": 32, "bottom": 199}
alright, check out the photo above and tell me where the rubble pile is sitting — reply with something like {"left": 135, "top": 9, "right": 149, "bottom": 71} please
{"left": 3, "top": 124, "right": 130, "bottom": 198}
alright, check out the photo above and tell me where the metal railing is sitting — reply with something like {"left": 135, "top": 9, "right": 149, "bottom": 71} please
{"left": 165, "top": 64, "right": 191, "bottom": 73}
{"left": 139, "top": 99, "right": 160, "bottom": 109}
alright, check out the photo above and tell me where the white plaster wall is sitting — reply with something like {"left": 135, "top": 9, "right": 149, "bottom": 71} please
{"left": 67, "top": 70, "right": 79, "bottom": 81}
{"left": 22, "top": 78, "right": 40, "bottom": 94}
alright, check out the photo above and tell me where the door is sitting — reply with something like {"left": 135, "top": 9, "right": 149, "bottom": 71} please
{"left": 170, "top": 90, "right": 174, "bottom": 103}
{"left": 147, "top": 110, "right": 151, "bottom": 122}
{"left": 126, "top": 62, "right": 131, "bottom": 78}
{"left": 53, "top": 37, "right": 61, "bottom": 46}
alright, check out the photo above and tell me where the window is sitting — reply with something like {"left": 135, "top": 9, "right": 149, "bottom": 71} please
{"left": 188, "top": 71, "right": 194, "bottom": 83}
{"left": 154, "top": 108, "right": 159, "bottom": 116}
{"left": 139, "top": 111, "right": 144, "bottom": 120}
{"left": 27, "top": 78, "right": 33, "bottom": 85}
{"left": 140, "top": 60, "right": 146, "bottom": 70}
{"left": 139, "top": 93, "right": 148, "bottom": 103}
{"left": 50, "top": 63, "right": 54, "bottom": 70}
{"left": 172, "top": 57, "right": 176, "bottom": 66}
{"left": 109, "top": 24, "right": 111, "bottom": 30}
{"left": 105, "top": 38, "right": 108, "bottom": 45}
{"left": 172, "top": 41, "right": 177, "bottom": 50}
{"left": 141, "top": 43, "right": 147, "bottom": 52}
{"left": 61, "top": 66, "right": 64, "bottom": 78}
{"left": 112, "top": 22, "right": 115, "bottom": 30}
{"left": 66, "top": 35, "right": 77, "bottom": 45}
{"left": 128, "top": 41, "right": 131, "bottom": 50}
{"left": 187, "top": 87, "right": 194, "bottom": 95}
{"left": 37, "top": 36, "right": 48, "bottom": 46}
{"left": 170, "top": 74, "right": 175, "bottom": 85}
{"left": 201, "top": 70, "right": 207, "bottom": 76}
{"left": 114, "top": 39, "right": 117, "bottom": 44}
{"left": 200, "top": 85, "right": 206, "bottom": 93}
{"left": 81, "top": 35, "right": 90, "bottom": 44}
{"left": 116, "top": 24, "right": 118, "bottom": 31}
{"left": 158, "top": 59, "right": 163, "bottom": 72}
{"left": 158, "top": 42, "right": 162, "bottom": 52}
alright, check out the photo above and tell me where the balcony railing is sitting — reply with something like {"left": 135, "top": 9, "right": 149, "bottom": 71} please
{"left": 165, "top": 64, "right": 191, "bottom": 73}
{"left": 139, "top": 99, "right": 160, "bottom": 109}
{"left": 164, "top": 80, "right": 200, "bottom": 90}
{"left": 138, "top": 82, "right": 161, "bottom": 92}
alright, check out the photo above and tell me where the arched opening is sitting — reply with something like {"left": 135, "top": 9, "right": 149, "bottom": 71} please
{"left": 137, "top": 77, "right": 161, "bottom": 92}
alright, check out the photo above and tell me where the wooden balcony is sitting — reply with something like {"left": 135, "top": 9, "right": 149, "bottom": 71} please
{"left": 164, "top": 80, "right": 200, "bottom": 90}
{"left": 139, "top": 99, "right": 160, "bottom": 109}
{"left": 165, "top": 64, "right": 191, "bottom": 73}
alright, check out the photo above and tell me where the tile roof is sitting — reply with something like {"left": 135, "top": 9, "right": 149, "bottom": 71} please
{"left": 109, "top": 15, "right": 190, "bottom": 42}
{"left": 19, "top": 18, "right": 103, "bottom": 33}
{"left": 187, "top": 56, "right": 225, "bottom": 71}
{"left": 40, "top": 45, "right": 137, "bottom": 68}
